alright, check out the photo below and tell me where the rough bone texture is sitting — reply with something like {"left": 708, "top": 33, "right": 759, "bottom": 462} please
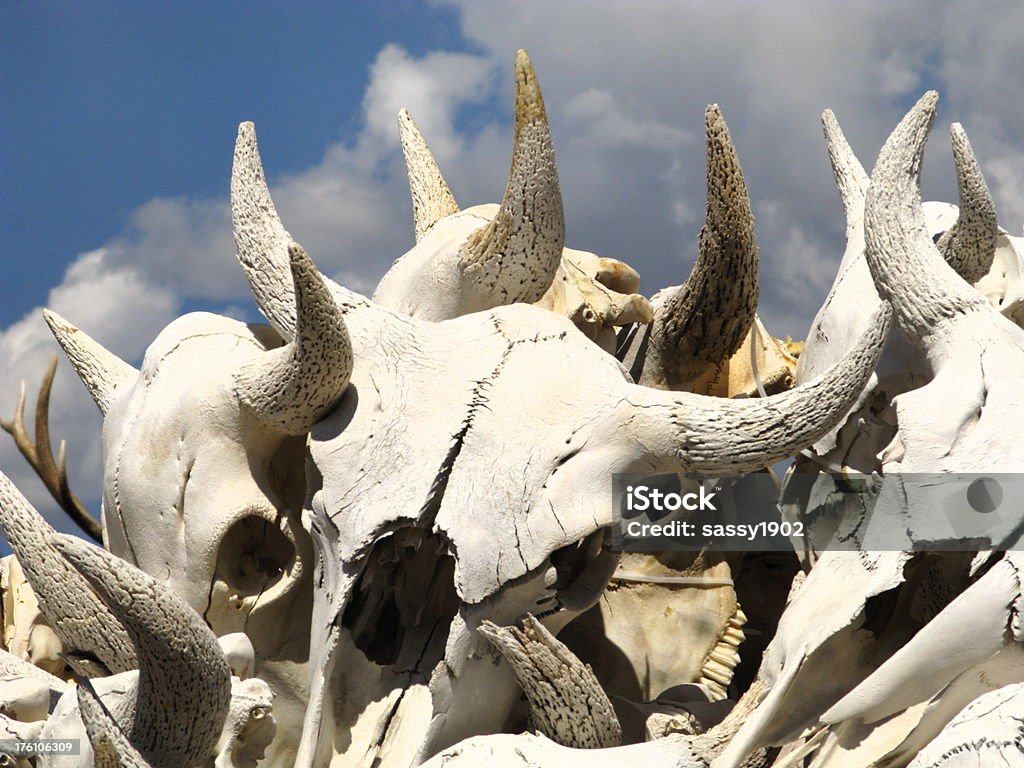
{"left": 51, "top": 534, "right": 232, "bottom": 768}
{"left": 479, "top": 615, "right": 622, "bottom": 749}
{"left": 0, "top": 472, "right": 136, "bottom": 677}
{"left": 398, "top": 108, "right": 459, "bottom": 242}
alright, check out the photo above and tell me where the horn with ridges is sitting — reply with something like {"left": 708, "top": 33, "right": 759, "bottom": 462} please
{"left": 822, "top": 109, "right": 869, "bottom": 234}
{"left": 935, "top": 122, "right": 998, "bottom": 285}
{"left": 231, "top": 122, "right": 298, "bottom": 341}
{"left": 399, "top": 108, "right": 459, "bottom": 242}
{"left": 234, "top": 243, "right": 353, "bottom": 434}
{"left": 0, "top": 470, "right": 136, "bottom": 676}
{"left": 52, "top": 533, "right": 232, "bottom": 768}
{"left": 457, "top": 49, "right": 564, "bottom": 307}
{"left": 43, "top": 310, "right": 137, "bottom": 415}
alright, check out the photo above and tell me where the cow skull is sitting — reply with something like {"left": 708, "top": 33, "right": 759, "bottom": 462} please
{"left": 228, "top": 120, "right": 888, "bottom": 764}
{"left": 41, "top": 248, "right": 353, "bottom": 764}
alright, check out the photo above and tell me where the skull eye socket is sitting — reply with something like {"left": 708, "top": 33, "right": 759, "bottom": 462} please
{"left": 216, "top": 515, "right": 296, "bottom": 597}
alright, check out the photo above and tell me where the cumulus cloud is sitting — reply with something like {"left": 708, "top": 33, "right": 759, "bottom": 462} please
{"left": 3, "top": 1, "right": 1024, "bottom": 535}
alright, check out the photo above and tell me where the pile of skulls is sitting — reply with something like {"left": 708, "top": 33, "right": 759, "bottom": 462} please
{"left": 2, "top": 51, "right": 1023, "bottom": 767}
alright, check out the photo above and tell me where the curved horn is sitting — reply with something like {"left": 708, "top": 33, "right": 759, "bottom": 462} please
{"left": 76, "top": 678, "right": 152, "bottom": 768}
{"left": 42, "top": 310, "right": 137, "bottom": 416}
{"left": 821, "top": 109, "right": 869, "bottom": 233}
{"left": 231, "top": 122, "right": 298, "bottom": 341}
{"left": 480, "top": 616, "right": 621, "bottom": 749}
{"left": 863, "top": 91, "right": 991, "bottom": 343}
{"left": 399, "top": 109, "right": 459, "bottom": 242}
{"left": 935, "top": 123, "right": 998, "bottom": 285}
{"left": 651, "top": 104, "right": 759, "bottom": 388}
{"left": 620, "top": 306, "right": 890, "bottom": 474}
{"left": 234, "top": 243, "right": 353, "bottom": 435}
{"left": 0, "top": 471, "right": 136, "bottom": 676}
{"left": 51, "top": 534, "right": 232, "bottom": 768}
{"left": 457, "top": 49, "right": 564, "bottom": 306}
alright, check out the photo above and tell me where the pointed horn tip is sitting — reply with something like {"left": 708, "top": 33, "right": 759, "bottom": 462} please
{"left": 286, "top": 241, "right": 309, "bottom": 269}
{"left": 913, "top": 90, "right": 939, "bottom": 115}
{"left": 513, "top": 49, "right": 546, "bottom": 126}
{"left": 236, "top": 121, "right": 256, "bottom": 140}
{"left": 42, "top": 308, "right": 76, "bottom": 336}
{"left": 398, "top": 107, "right": 411, "bottom": 122}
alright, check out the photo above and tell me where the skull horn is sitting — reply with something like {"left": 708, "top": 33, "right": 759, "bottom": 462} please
{"left": 0, "top": 470, "right": 136, "bottom": 676}
{"left": 399, "top": 108, "right": 459, "bottom": 242}
{"left": 821, "top": 109, "right": 869, "bottom": 234}
{"left": 231, "top": 122, "right": 299, "bottom": 341}
{"left": 52, "top": 533, "right": 232, "bottom": 768}
{"left": 935, "top": 122, "right": 998, "bottom": 285}
{"left": 43, "top": 310, "right": 137, "bottom": 416}
{"left": 621, "top": 306, "right": 890, "bottom": 474}
{"left": 863, "top": 91, "right": 992, "bottom": 345}
{"left": 637, "top": 104, "right": 759, "bottom": 389}
{"left": 456, "top": 49, "right": 565, "bottom": 307}
{"left": 233, "top": 242, "right": 353, "bottom": 435}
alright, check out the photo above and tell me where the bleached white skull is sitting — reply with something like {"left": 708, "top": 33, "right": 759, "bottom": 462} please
{"left": 228, "top": 112, "right": 888, "bottom": 763}
{"left": 41, "top": 249, "right": 353, "bottom": 764}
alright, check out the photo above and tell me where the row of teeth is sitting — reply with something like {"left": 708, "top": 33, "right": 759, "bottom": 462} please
{"left": 699, "top": 604, "right": 746, "bottom": 700}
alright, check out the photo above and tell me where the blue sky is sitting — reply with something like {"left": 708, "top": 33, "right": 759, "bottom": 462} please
{"left": 2, "top": 1, "right": 1024, "bottom": 544}
{"left": 1, "top": 1, "right": 469, "bottom": 321}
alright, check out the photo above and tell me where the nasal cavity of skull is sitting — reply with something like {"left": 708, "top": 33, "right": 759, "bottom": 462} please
{"left": 215, "top": 515, "right": 295, "bottom": 603}
{"left": 342, "top": 527, "right": 459, "bottom": 669}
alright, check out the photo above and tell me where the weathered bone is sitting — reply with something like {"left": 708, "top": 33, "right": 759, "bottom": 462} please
{"left": 863, "top": 92, "right": 990, "bottom": 344}
{"left": 231, "top": 122, "right": 300, "bottom": 341}
{"left": 935, "top": 123, "right": 998, "bottom": 285}
{"left": 50, "top": 534, "right": 232, "bottom": 767}
{"left": 1, "top": 555, "right": 66, "bottom": 678}
{"left": 374, "top": 50, "right": 564, "bottom": 320}
{"left": 42, "top": 311, "right": 137, "bottom": 416}
{"left": 398, "top": 108, "right": 459, "bottom": 242}
{"left": 907, "top": 682, "right": 1024, "bottom": 767}
{"left": 479, "top": 615, "right": 621, "bottom": 749}
{"left": 822, "top": 551, "right": 1024, "bottom": 726}
{"left": 74, "top": 678, "right": 150, "bottom": 768}
{"left": 0, "top": 471, "right": 136, "bottom": 677}
{"left": 419, "top": 680, "right": 770, "bottom": 767}
{"left": 69, "top": 303, "right": 313, "bottom": 763}
{"left": 821, "top": 108, "right": 868, "bottom": 233}
{"left": 722, "top": 93, "right": 1024, "bottom": 768}
{"left": 234, "top": 243, "right": 353, "bottom": 435}
{"left": 620, "top": 104, "right": 759, "bottom": 390}
{"left": 224, "top": 120, "right": 889, "bottom": 763}
{"left": 272, "top": 248, "right": 885, "bottom": 766}
{"left": 0, "top": 652, "right": 63, "bottom": 723}
{"left": 452, "top": 49, "right": 564, "bottom": 310}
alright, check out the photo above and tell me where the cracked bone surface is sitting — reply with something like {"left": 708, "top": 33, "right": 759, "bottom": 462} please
{"left": 717, "top": 93, "right": 1024, "bottom": 768}
{"left": 37, "top": 245, "right": 352, "bottom": 765}
{"left": 230, "top": 122, "right": 886, "bottom": 764}
{"left": 9, "top": 51, "right": 1024, "bottom": 768}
